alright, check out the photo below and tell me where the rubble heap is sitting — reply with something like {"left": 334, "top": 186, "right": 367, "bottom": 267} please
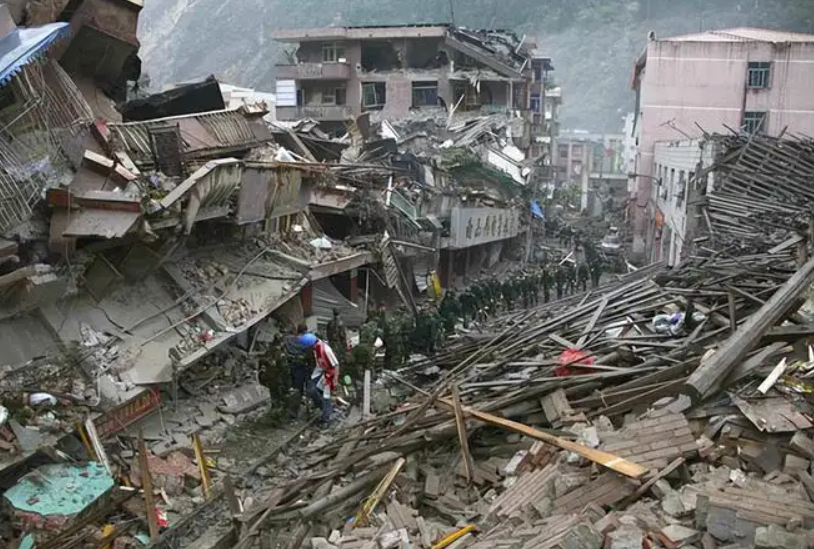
{"left": 129, "top": 234, "right": 814, "bottom": 549}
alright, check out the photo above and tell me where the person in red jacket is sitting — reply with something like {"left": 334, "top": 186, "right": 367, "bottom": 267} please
{"left": 309, "top": 339, "right": 339, "bottom": 426}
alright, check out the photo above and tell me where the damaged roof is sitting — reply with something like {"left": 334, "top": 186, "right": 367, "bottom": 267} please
{"left": 104, "top": 107, "right": 273, "bottom": 167}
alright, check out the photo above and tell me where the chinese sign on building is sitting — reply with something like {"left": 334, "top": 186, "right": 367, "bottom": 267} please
{"left": 449, "top": 207, "right": 520, "bottom": 249}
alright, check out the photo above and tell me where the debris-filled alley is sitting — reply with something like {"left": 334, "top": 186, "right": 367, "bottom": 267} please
{"left": 4, "top": 3, "right": 814, "bottom": 549}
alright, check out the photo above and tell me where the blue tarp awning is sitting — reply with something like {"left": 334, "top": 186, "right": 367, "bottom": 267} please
{"left": 531, "top": 200, "right": 544, "bottom": 219}
{"left": 0, "top": 22, "right": 70, "bottom": 86}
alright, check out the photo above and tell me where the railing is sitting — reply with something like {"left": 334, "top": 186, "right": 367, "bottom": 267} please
{"left": 275, "top": 63, "right": 351, "bottom": 80}
{"left": 276, "top": 105, "right": 354, "bottom": 121}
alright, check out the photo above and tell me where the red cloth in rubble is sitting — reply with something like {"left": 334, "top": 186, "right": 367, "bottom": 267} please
{"left": 554, "top": 348, "right": 595, "bottom": 377}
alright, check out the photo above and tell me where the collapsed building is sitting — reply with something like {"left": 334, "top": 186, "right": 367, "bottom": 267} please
{"left": 0, "top": 15, "right": 559, "bottom": 547}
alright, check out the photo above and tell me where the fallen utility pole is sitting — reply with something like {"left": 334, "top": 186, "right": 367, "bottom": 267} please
{"left": 684, "top": 254, "right": 814, "bottom": 402}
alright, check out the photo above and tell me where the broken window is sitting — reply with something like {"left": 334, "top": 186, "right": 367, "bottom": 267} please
{"left": 533, "top": 64, "right": 544, "bottom": 83}
{"left": 742, "top": 111, "right": 767, "bottom": 135}
{"left": 677, "top": 170, "right": 686, "bottom": 205}
{"left": 747, "top": 62, "right": 771, "bottom": 89}
{"left": 361, "top": 42, "right": 400, "bottom": 71}
{"left": 558, "top": 145, "right": 569, "bottom": 159}
{"left": 412, "top": 81, "right": 438, "bottom": 107}
{"left": 319, "top": 87, "right": 346, "bottom": 106}
{"left": 322, "top": 43, "right": 346, "bottom": 63}
{"left": 362, "top": 83, "right": 386, "bottom": 110}
{"left": 572, "top": 145, "right": 583, "bottom": 159}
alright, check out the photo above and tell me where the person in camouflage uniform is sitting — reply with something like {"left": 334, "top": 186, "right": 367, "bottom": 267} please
{"left": 540, "top": 265, "right": 551, "bottom": 303}
{"left": 590, "top": 259, "right": 603, "bottom": 289}
{"left": 566, "top": 264, "right": 577, "bottom": 295}
{"left": 577, "top": 263, "right": 590, "bottom": 292}
{"left": 460, "top": 289, "right": 475, "bottom": 324}
{"left": 426, "top": 305, "right": 443, "bottom": 353}
{"left": 350, "top": 315, "right": 379, "bottom": 375}
{"left": 326, "top": 308, "right": 347, "bottom": 365}
{"left": 521, "top": 275, "right": 532, "bottom": 308}
{"left": 384, "top": 307, "right": 409, "bottom": 370}
{"left": 259, "top": 335, "right": 289, "bottom": 405}
{"left": 503, "top": 278, "right": 516, "bottom": 310}
{"left": 439, "top": 291, "right": 460, "bottom": 334}
{"left": 554, "top": 265, "right": 566, "bottom": 300}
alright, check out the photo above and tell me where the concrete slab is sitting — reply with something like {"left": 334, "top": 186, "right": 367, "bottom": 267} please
{"left": 218, "top": 384, "right": 270, "bottom": 414}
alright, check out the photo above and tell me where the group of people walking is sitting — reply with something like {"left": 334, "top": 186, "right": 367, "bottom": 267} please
{"left": 260, "top": 225, "right": 611, "bottom": 426}
{"left": 440, "top": 259, "right": 603, "bottom": 324}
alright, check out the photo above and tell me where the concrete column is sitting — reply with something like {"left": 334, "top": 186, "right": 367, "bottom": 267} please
{"left": 300, "top": 283, "right": 313, "bottom": 317}
{"left": 349, "top": 268, "right": 358, "bottom": 302}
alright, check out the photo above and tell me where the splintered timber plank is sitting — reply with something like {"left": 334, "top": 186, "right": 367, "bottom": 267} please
{"left": 437, "top": 396, "right": 649, "bottom": 479}
{"left": 451, "top": 385, "right": 474, "bottom": 484}
{"left": 684, "top": 254, "right": 814, "bottom": 402}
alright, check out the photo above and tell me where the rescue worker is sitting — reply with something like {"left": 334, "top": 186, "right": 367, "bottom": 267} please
{"left": 541, "top": 265, "right": 552, "bottom": 303}
{"left": 350, "top": 315, "right": 379, "bottom": 375}
{"left": 259, "top": 335, "right": 289, "bottom": 405}
{"left": 310, "top": 338, "right": 338, "bottom": 426}
{"left": 460, "top": 289, "right": 475, "bottom": 324}
{"left": 566, "top": 264, "right": 577, "bottom": 294}
{"left": 439, "top": 291, "right": 460, "bottom": 334}
{"left": 384, "top": 307, "right": 409, "bottom": 370}
{"left": 577, "top": 262, "right": 590, "bottom": 292}
{"left": 554, "top": 265, "right": 566, "bottom": 300}
{"left": 284, "top": 324, "right": 318, "bottom": 416}
{"left": 326, "top": 308, "right": 348, "bottom": 366}
{"left": 426, "top": 305, "right": 443, "bottom": 352}
{"left": 590, "top": 259, "right": 603, "bottom": 289}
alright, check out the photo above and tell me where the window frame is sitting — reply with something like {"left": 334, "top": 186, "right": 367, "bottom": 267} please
{"left": 747, "top": 61, "right": 771, "bottom": 89}
{"left": 362, "top": 82, "right": 386, "bottom": 110}
{"left": 411, "top": 81, "right": 439, "bottom": 108}
{"left": 321, "top": 42, "right": 346, "bottom": 63}
{"left": 743, "top": 111, "right": 767, "bottom": 135}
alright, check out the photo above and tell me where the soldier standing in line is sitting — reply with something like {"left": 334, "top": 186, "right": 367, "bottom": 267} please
{"left": 350, "top": 315, "right": 379, "bottom": 375}
{"left": 590, "top": 259, "right": 604, "bottom": 289}
{"left": 577, "top": 262, "right": 590, "bottom": 293}
{"left": 460, "top": 289, "right": 474, "bottom": 324}
{"left": 502, "top": 278, "right": 515, "bottom": 310}
{"left": 260, "top": 335, "right": 289, "bottom": 406}
{"left": 427, "top": 305, "right": 443, "bottom": 354}
{"left": 541, "top": 264, "right": 552, "bottom": 303}
{"left": 326, "top": 308, "right": 348, "bottom": 366}
{"left": 554, "top": 265, "right": 566, "bottom": 300}
{"left": 439, "top": 291, "right": 460, "bottom": 335}
{"left": 566, "top": 263, "right": 577, "bottom": 295}
{"left": 384, "top": 307, "right": 408, "bottom": 371}
{"left": 531, "top": 271, "right": 541, "bottom": 306}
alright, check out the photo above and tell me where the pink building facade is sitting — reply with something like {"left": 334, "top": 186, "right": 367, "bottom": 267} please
{"left": 631, "top": 28, "right": 814, "bottom": 257}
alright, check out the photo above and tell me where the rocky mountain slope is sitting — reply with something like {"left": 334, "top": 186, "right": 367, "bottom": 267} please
{"left": 138, "top": 0, "right": 814, "bottom": 131}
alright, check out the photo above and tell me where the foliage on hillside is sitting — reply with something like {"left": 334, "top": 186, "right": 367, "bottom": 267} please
{"left": 138, "top": 0, "right": 814, "bottom": 132}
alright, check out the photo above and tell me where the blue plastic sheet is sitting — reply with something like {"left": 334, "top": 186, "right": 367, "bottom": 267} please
{"left": 531, "top": 200, "right": 544, "bottom": 219}
{"left": 0, "top": 22, "right": 70, "bottom": 86}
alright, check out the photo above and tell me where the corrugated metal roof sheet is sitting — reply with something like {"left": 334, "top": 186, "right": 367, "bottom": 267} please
{"left": 663, "top": 27, "right": 814, "bottom": 43}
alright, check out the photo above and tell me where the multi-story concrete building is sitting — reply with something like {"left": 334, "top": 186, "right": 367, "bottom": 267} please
{"left": 630, "top": 28, "right": 814, "bottom": 257}
{"left": 555, "top": 131, "right": 626, "bottom": 215}
{"left": 271, "top": 24, "right": 553, "bottom": 143}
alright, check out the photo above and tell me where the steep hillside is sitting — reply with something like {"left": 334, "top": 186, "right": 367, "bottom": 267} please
{"left": 138, "top": 0, "right": 814, "bottom": 131}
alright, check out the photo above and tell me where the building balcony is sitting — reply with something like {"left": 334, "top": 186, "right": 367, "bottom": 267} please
{"left": 277, "top": 105, "right": 355, "bottom": 122}
{"left": 275, "top": 62, "right": 352, "bottom": 81}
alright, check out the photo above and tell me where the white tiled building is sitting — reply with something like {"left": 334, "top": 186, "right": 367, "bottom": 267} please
{"left": 651, "top": 139, "right": 715, "bottom": 265}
